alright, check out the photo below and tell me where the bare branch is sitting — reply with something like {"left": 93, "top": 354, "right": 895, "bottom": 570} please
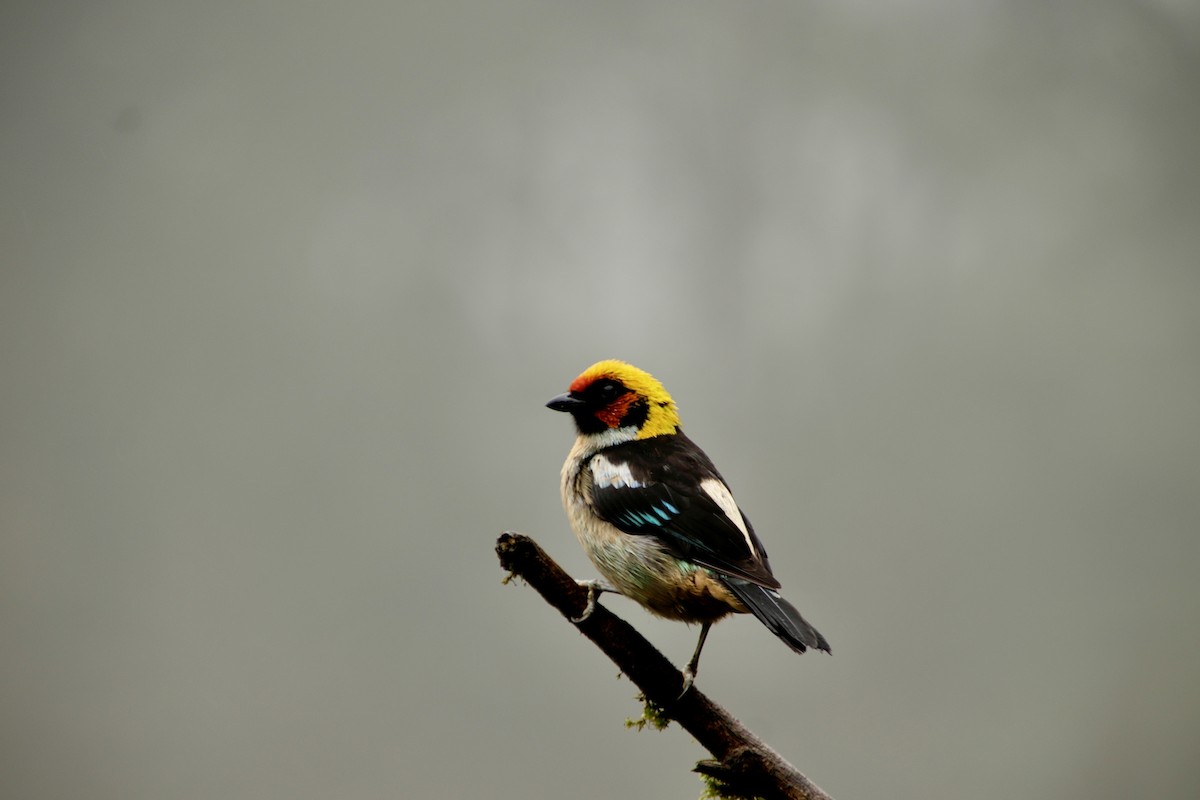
{"left": 496, "top": 532, "right": 834, "bottom": 800}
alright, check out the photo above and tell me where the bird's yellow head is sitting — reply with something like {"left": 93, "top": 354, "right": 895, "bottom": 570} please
{"left": 547, "top": 360, "right": 681, "bottom": 440}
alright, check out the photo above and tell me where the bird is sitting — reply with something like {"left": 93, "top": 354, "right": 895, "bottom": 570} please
{"left": 547, "top": 359, "right": 829, "bottom": 694}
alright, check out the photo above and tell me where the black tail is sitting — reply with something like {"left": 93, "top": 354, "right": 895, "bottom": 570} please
{"left": 724, "top": 579, "right": 831, "bottom": 655}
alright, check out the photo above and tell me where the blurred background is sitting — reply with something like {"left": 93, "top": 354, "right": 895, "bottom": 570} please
{"left": 3, "top": 2, "right": 1199, "bottom": 798}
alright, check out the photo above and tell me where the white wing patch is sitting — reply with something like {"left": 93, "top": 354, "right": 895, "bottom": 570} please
{"left": 700, "top": 477, "right": 758, "bottom": 559}
{"left": 590, "top": 453, "right": 643, "bottom": 489}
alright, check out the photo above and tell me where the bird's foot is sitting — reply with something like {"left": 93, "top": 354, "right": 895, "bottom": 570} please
{"left": 571, "top": 579, "right": 616, "bottom": 623}
{"left": 678, "top": 666, "right": 697, "bottom": 699}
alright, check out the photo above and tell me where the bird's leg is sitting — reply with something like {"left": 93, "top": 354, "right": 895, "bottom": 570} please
{"left": 679, "top": 621, "right": 712, "bottom": 697}
{"left": 571, "top": 578, "right": 617, "bottom": 623}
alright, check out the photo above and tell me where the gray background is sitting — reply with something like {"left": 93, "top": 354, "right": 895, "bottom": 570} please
{"left": 3, "top": 2, "right": 1199, "bottom": 798}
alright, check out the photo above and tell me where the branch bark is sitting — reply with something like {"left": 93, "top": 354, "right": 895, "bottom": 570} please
{"left": 496, "top": 531, "right": 833, "bottom": 800}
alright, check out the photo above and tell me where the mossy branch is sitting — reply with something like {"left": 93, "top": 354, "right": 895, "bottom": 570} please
{"left": 496, "top": 532, "right": 834, "bottom": 800}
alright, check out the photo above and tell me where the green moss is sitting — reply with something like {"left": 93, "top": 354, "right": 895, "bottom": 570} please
{"left": 697, "top": 773, "right": 765, "bottom": 800}
{"left": 624, "top": 693, "right": 670, "bottom": 731}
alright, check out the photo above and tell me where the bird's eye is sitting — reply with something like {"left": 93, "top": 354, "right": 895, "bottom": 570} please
{"left": 599, "top": 381, "right": 619, "bottom": 399}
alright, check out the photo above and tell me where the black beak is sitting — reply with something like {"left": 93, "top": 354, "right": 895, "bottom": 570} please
{"left": 546, "top": 393, "right": 586, "bottom": 412}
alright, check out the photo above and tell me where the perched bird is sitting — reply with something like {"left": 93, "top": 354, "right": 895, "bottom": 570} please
{"left": 547, "top": 359, "right": 829, "bottom": 693}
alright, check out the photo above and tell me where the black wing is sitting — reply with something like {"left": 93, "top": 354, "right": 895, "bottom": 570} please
{"left": 587, "top": 433, "right": 779, "bottom": 588}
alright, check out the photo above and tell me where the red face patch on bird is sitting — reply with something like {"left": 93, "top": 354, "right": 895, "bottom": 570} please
{"left": 594, "top": 389, "right": 638, "bottom": 429}
{"left": 568, "top": 373, "right": 639, "bottom": 429}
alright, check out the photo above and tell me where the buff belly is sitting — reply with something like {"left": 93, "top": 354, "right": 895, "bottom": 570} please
{"left": 566, "top": 500, "right": 745, "bottom": 623}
